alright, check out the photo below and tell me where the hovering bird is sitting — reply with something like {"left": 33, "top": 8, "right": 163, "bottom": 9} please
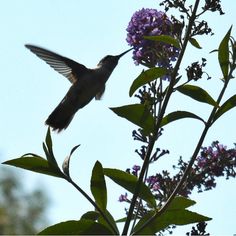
{"left": 25, "top": 44, "right": 132, "bottom": 132}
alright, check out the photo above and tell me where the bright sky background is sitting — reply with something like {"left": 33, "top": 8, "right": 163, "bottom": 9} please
{"left": 1, "top": 0, "right": 236, "bottom": 235}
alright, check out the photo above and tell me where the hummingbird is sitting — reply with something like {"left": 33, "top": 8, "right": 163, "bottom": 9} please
{"left": 25, "top": 44, "right": 132, "bottom": 132}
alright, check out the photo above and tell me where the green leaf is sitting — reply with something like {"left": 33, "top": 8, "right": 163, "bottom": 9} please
{"left": 134, "top": 209, "right": 211, "bottom": 235}
{"left": 218, "top": 26, "right": 232, "bottom": 79}
{"left": 116, "top": 215, "right": 136, "bottom": 223}
{"left": 2, "top": 155, "right": 64, "bottom": 178}
{"left": 177, "top": 85, "right": 218, "bottom": 107}
{"left": 110, "top": 104, "right": 155, "bottom": 134}
{"left": 62, "top": 144, "right": 80, "bottom": 177}
{"left": 189, "top": 38, "right": 202, "bottom": 49}
{"left": 167, "top": 196, "right": 196, "bottom": 210}
{"left": 81, "top": 210, "right": 119, "bottom": 234}
{"left": 42, "top": 142, "right": 50, "bottom": 162}
{"left": 133, "top": 196, "right": 211, "bottom": 235}
{"left": 43, "top": 128, "right": 58, "bottom": 168}
{"left": 160, "top": 111, "right": 205, "bottom": 127}
{"left": 45, "top": 127, "right": 53, "bottom": 154}
{"left": 104, "top": 168, "right": 156, "bottom": 208}
{"left": 98, "top": 210, "right": 119, "bottom": 235}
{"left": 144, "top": 35, "right": 180, "bottom": 48}
{"left": 81, "top": 211, "right": 100, "bottom": 221}
{"left": 116, "top": 217, "right": 127, "bottom": 223}
{"left": 38, "top": 220, "right": 113, "bottom": 235}
{"left": 91, "top": 161, "right": 107, "bottom": 211}
{"left": 213, "top": 94, "right": 236, "bottom": 122}
{"left": 80, "top": 210, "right": 119, "bottom": 234}
{"left": 129, "top": 67, "right": 167, "bottom": 96}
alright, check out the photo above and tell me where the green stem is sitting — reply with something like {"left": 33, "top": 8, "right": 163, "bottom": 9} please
{"left": 122, "top": 1, "right": 200, "bottom": 235}
{"left": 64, "top": 176, "right": 118, "bottom": 235}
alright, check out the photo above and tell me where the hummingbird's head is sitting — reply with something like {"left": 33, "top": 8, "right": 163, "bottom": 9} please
{"left": 97, "top": 48, "right": 132, "bottom": 71}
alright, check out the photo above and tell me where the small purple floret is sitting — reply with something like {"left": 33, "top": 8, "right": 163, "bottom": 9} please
{"left": 118, "top": 193, "right": 128, "bottom": 202}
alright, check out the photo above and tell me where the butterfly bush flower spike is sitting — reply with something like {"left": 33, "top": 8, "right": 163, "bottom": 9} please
{"left": 126, "top": 8, "right": 180, "bottom": 72}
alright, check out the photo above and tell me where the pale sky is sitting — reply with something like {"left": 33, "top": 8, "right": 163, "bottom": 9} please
{"left": 1, "top": 1, "right": 236, "bottom": 235}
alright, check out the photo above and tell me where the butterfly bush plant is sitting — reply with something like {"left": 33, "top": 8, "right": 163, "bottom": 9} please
{"left": 3, "top": 0, "right": 236, "bottom": 235}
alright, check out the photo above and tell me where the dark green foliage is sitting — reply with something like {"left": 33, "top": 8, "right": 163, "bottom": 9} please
{"left": 38, "top": 220, "right": 113, "bottom": 235}
{"left": 104, "top": 168, "right": 156, "bottom": 208}
{"left": 110, "top": 104, "right": 155, "bottom": 134}
{"left": 189, "top": 38, "right": 202, "bottom": 49}
{"left": 3, "top": 155, "right": 64, "bottom": 178}
{"left": 144, "top": 35, "right": 181, "bottom": 48}
{"left": 213, "top": 94, "right": 236, "bottom": 122}
{"left": 91, "top": 161, "right": 107, "bottom": 212}
{"left": 177, "top": 85, "right": 218, "bottom": 107}
{"left": 133, "top": 197, "right": 211, "bottom": 235}
{"left": 161, "top": 110, "right": 205, "bottom": 127}
{"left": 218, "top": 26, "right": 232, "bottom": 79}
{"left": 129, "top": 67, "right": 167, "bottom": 96}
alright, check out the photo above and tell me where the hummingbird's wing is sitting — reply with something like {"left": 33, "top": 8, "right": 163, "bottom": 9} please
{"left": 25, "top": 44, "right": 89, "bottom": 84}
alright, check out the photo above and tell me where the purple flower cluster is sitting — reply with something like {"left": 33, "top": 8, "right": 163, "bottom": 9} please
{"left": 146, "top": 175, "right": 160, "bottom": 191}
{"left": 196, "top": 141, "right": 236, "bottom": 178}
{"left": 119, "top": 141, "right": 236, "bottom": 204}
{"left": 126, "top": 8, "right": 179, "bottom": 69}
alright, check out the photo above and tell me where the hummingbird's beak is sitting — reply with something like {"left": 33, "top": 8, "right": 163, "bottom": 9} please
{"left": 117, "top": 48, "right": 133, "bottom": 59}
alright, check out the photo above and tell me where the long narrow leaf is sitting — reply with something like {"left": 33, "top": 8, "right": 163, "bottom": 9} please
{"left": 45, "top": 127, "right": 53, "bottom": 155}
{"left": 144, "top": 35, "right": 180, "bottom": 48}
{"left": 80, "top": 211, "right": 100, "bottom": 221}
{"left": 189, "top": 38, "right": 202, "bottom": 49}
{"left": 38, "top": 220, "right": 113, "bottom": 235}
{"left": 213, "top": 94, "right": 236, "bottom": 122}
{"left": 167, "top": 196, "right": 196, "bottom": 210}
{"left": 160, "top": 111, "right": 205, "bottom": 127}
{"left": 133, "top": 197, "right": 211, "bottom": 235}
{"left": 110, "top": 104, "right": 155, "bottom": 134}
{"left": 104, "top": 168, "right": 156, "bottom": 208}
{"left": 133, "top": 209, "right": 211, "bottom": 235}
{"left": 91, "top": 161, "right": 107, "bottom": 212}
{"left": 2, "top": 156, "right": 64, "bottom": 178}
{"left": 177, "top": 85, "right": 218, "bottom": 107}
{"left": 98, "top": 210, "right": 119, "bottom": 235}
{"left": 218, "top": 26, "right": 232, "bottom": 79}
{"left": 129, "top": 67, "right": 167, "bottom": 97}
{"left": 44, "top": 128, "right": 58, "bottom": 166}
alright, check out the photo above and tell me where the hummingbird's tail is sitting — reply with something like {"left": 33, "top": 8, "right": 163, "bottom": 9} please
{"left": 45, "top": 107, "right": 75, "bottom": 132}
{"left": 45, "top": 98, "right": 76, "bottom": 132}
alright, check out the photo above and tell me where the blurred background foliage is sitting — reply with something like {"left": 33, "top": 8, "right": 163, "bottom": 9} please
{"left": 0, "top": 166, "right": 49, "bottom": 234}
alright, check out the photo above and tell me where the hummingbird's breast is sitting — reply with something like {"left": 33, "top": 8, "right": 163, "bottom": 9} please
{"left": 66, "top": 69, "right": 108, "bottom": 110}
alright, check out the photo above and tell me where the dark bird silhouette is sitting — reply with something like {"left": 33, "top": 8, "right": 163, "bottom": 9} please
{"left": 25, "top": 44, "right": 132, "bottom": 132}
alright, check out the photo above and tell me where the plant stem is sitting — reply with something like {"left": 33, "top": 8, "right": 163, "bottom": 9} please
{"left": 64, "top": 176, "right": 118, "bottom": 235}
{"left": 122, "top": 1, "right": 200, "bottom": 235}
